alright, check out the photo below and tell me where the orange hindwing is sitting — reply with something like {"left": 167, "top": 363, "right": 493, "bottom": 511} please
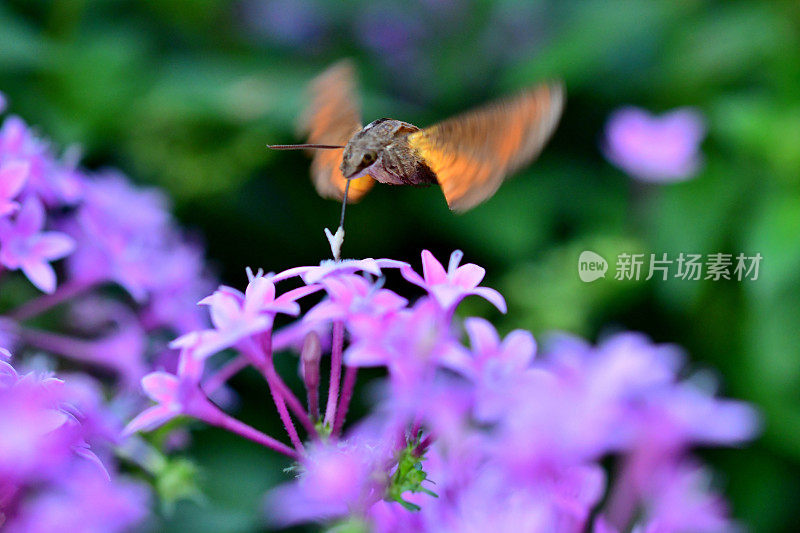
{"left": 407, "top": 82, "right": 564, "bottom": 212}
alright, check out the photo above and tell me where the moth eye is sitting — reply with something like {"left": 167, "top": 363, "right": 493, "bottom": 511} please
{"left": 361, "top": 152, "right": 376, "bottom": 165}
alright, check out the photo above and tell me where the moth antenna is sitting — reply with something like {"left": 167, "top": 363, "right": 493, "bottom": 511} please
{"left": 267, "top": 144, "right": 345, "bottom": 150}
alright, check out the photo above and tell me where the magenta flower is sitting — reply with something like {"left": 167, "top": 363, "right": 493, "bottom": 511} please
{"left": 123, "top": 370, "right": 212, "bottom": 434}
{"left": 603, "top": 107, "right": 706, "bottom": 183}
{"left": 1, "top": 356, "right": 146, "bottom": 532}
{"left": 63, "top": 174, "right": 183, "bottom": 300}
{"left": 0, "top": 115, "right": 83, "bottom": 206}
{"left": 450, "top": 317, "right": 538, "bottom": 420}
{"left": 265, "top": 436, "right": 390, "bottom": 526}
{"left": 0, "top": 160, "right": 28, "bottom": 217}
{"left": 0, "top": 196, "right": 75, "bottom": 293}
{"left": 5, "top": 463, "right": 148, "bottom": 533}
{"left": 346, "top": 299, "right": 463, "bottom": 376}
{"left": 171, "top": 272, "right": 318, "bottom": 362}
{"left": 635, "top": 462, "right": 731, "bottom": 533}
{"left": 401, "top": 250, "right": 506, "bottom": 313}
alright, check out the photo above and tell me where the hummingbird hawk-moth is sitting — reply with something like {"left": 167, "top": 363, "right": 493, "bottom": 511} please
{"left": 269, "top": 60, "right": 564, "bottom": 212}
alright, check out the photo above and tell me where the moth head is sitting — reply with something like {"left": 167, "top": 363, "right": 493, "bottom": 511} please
{"left": 340, "top": 120, "right": 393, "bottom": 178}
{"left": 341, "top": 145, "right": 379, "bottom": 179}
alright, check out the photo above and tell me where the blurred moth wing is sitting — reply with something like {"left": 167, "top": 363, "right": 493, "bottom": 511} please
{"left": 299, "top": 60, "right": 374, "bottom": 202}
{"left": 407, "top": 82, "right": 565, "bottom": 212}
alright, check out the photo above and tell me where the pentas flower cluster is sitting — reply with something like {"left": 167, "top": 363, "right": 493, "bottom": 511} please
{"left": 0, "top": 95, "right": 212, "bottom": 386}
{"left": 0, "top": 349, "right": 147, "bottom": 532}
{"left": 0, "top": 92, "right": 212, "bottom": 529}
{"left": 128, "top": 249, "right": 758, "bottom": 532}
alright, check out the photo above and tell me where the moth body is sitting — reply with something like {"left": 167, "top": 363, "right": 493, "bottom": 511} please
{"left": 341, "top": 119, "right": 438, "bottom": 186}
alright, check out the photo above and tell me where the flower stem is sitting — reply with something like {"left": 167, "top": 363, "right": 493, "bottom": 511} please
{"left": 332, "top": 365, "right": 357, "bottom": 437}
{"left": 202, "top": 354, "right": 249, "bottom": 395}
{"left": 241, "top": 341, "right": 316, "bottom": 435}
{"left": 17, "top": 327, "right": 116, "bottom": 372}
{"left": 604, "top": 454, "right": 642, "bottom": 531}
{"left": 323, "top": 321, "right": 345, "bottom": 429}
{"left": 259, "top": 334, "right": 305, "bottom": 454}
{"left": 206, "top": 407, "right": 298, "bottom": 459}
{"left": 9, "top": 279, "right": 96, "bottom": 321}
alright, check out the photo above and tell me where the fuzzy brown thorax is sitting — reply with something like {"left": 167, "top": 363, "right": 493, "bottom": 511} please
{"left": 340, "top": 119, "right": 437, "bottom": 186}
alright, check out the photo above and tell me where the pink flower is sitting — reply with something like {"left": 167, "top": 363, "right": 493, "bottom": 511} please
{"left": 0, "top": 196, "right": 75, "bottom": 293}
{"left": 265, "top": 432, "right": 392, "bottom": 526}
{"left": 123, "top": 370, "right": 215, "bottom": 434}
{"left": 448, "top": 317, "right": 538, "bottom": 420}
{"left": 345, "top": 299, "right": 467, "bottom": 404}
{"left": 0, "top": 115, "right": 83, "bottom": 206}
{"left": 401, "top": 250, "right": 506, "bottom": 313}
{"left": 5, "top": 462, "right": 148, "bottom": 533}
{"left": 636, "top": 462, "right": 732, "bottom": 533}
{"left": 0, "top": 160, "right": 28, "bottom": 217}
{"left": 171, "top": 271, "right": 319, "bottom": 365}
{"left": 604, "top": 107, "right": 706, "bottom": 183}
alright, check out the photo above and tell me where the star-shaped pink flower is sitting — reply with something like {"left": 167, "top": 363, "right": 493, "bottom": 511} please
{"left": 171, "top": 270, "right": 321, "bottom": 365}
{"left": 0, "top": 196, "right": 75, "bottom": 293}
{"left": 123, "top": 371, "right": 214, "bottom": 434}
{"left": 401, "top": 250, "right": 506, "bottom": 313}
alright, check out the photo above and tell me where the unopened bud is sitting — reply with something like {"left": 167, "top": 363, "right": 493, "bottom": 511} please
{"left": 301, "top": 331, "right": 322, "bottom": 420}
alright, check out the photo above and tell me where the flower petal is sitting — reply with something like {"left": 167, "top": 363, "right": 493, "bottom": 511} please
{"left": 453, "top": 263, "right": 485, "bottom": 289}
{"left": 207, "top": 291, "right": 244, "bottom": 330}
{"left": 14, "top": 196, "right": 45, "bottom": 236}
{"left": 245, "top": 276, "right": 277, "bottom": 313}
{"left": 123, "top": 405, "right": 179, "bottom": 435}
{"left": 465, "top": 317, "right": 500, "bottom": 355}
{"left": 278, "top": 284, "right": 323, "bottom": 304}
{"left": 304, "top": 301, "right": 342, "bottom": 324}
{"left": 470, "top": 287, "right": 507, "bottom": 313}
{"left": 31, "top": 232, "right": 76, "bottom": 260}
{"left": 0, "top": 160, "right": 29, "bottom": 198}
{"left": 344, "top": 343, "right": 392, "bottom": 367}
{"left": 141, "top": 371, "right": 180, "bottom": 403}
{"left": 500, "top": 329, "right": 537, "bottom": 368}
{"left": 400, "top": 265, "right": 426, "bottom": 288}
{"left": 21, "top": 260, "right": 57, "bottom": 293}
{"left": 421, "top": 250, "right": 447, "bottom": 284}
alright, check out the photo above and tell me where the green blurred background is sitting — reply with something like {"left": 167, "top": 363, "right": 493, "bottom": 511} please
{"left": 2, "top": 0, "right": 799, "bottom": 531}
